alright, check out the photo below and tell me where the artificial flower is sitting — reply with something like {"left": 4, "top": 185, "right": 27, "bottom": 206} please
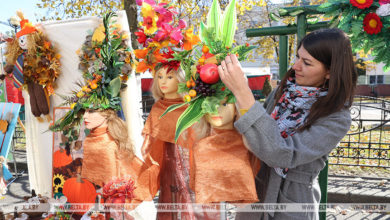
{"left": 92, "top": 25, "right": 106, "bottom": 43}
{"left": 156, "top": 5, "right": 174, "bottom": 27}
{"left": 136, "top": 60, "right": 151, "bottom": 73}
{"left": 160, "top": 49, "right": 181, "bottom": 72}
{"left": 103, "top": 176, "right": 136, "bottom": 204}
{"left": 350, "top": 0, "right": 373, "bottom": 9}
{"left": 135, "top": 29, "right": 148, "bottom": 46}
{"left": 143, "top": 16, "right": 158, "bottom": 35}
{"left": 183, "top": 28, "right": 200, "bottom": 50}
{"left": 363, "top": 13, "right": 383, "bottom": 34}
{"left": 141, "top": 2, "right": 155, "bottom": 18}
{"left": 178, "top": 19, "right": 187, "bottom": 29}
{"left": 134, "top": 48, "right": 149, "bottom": 59}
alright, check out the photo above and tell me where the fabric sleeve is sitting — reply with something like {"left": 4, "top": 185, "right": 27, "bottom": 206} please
{"left": 234, "top": 101, "right": 351, "bottom": 168}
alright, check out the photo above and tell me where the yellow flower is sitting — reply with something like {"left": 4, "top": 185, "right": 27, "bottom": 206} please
{"left": 77, "top": 91, "right": 84, "bottom": 98}
{"left": 70, "top": 103, "right": 76, "bottom": 109}
{"left": 141, "top": 3, "right": 154, "bottom": 18}
{"left": 92, "top": 25, "right": 106, "bottom": 43}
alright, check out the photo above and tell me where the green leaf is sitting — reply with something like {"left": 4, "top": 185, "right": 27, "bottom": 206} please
{"left": 108, "top": 77, "right": 121, "bottom": 97}
{"left": 220, "top": 0, "right": 237, "bottom": 48}
{"left": 201, "top": 96, "right": 220, "bottom": 115}
{"left": 178, "top": 82, "right": 188, "bottom": 94}
{"left": 175, "top": 97, "right": 205, "bottom": 142}
{"left": 199, "top": 22, "right": 209, "bottom": 46}
{"left": 206, "top": 0, "right": 222, "bottom": 40}
{"left": 160, "top": 102, "right": 188, "bottom": 119}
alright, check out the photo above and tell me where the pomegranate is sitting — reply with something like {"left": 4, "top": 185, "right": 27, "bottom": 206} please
{"left": 199, "top": 63, "right": 220, "bottom": 84}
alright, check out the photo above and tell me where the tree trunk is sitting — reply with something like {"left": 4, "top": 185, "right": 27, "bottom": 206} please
{"left": 124, "top": 0, "right": 139, "bottom": 49}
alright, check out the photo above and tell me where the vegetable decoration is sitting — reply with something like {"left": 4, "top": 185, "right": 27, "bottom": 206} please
{"left": 158, "top": 0, "right": 256, "bottom": 142}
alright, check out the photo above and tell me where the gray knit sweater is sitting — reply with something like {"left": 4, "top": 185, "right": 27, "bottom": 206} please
{"left": 234, "top": 89, "right": 351, "bottom": 220}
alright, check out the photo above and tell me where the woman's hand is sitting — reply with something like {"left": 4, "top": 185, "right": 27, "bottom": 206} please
{"left": 218, "top": 54, "right": 255, "bottom": 110}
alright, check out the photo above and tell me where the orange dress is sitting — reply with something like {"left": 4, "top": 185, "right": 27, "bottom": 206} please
{"left": 193, "top": 128, "right": 260, "bottom": 204}
{"left": 81, "top": 126, "right": 158, "bottom": 203}
{"left": 142, "top": 98, "right": 197, "bottom": 220}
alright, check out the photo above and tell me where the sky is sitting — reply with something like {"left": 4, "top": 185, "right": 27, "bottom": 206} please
{"left": 0, "top": 0, "right": 44, "bottom": 35}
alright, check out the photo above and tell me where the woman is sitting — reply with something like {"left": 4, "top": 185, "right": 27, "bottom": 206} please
{"left": 141, "top": 66, "right": 195, "bottom": 220}
{"left": 218, "top": 28, "right": 357, "bottom": 219}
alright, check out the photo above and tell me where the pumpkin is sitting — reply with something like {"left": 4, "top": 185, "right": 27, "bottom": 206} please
{"left": 62, "top": 174, "right": 96, "bottom": 215}
{"left": 53, "top": 149, "right": 72, "bottom": 168}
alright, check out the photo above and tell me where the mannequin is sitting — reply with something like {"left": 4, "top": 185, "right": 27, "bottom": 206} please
{"left": 141, "top": 66, "right": 197, "bottom": 220}
{"left": 192, "top": 98, "right": 259, "bottom": 204}
{"left": 80, "top": 109, "right": 158, "bottom": 218}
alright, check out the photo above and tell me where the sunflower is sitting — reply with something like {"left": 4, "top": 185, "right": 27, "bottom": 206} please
{"left": 350, "top": 0, "right": 373, "bottom": 9}
{"left": 54, "top": 184, "right": 64, "bottom": 194}
{"left": 53, "top": 173, "right": 66, "bottom": 187}
{"left": 363, "top": 13, "right": 383, "bottom": 35}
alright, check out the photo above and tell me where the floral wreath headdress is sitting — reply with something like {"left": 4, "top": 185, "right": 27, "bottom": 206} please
{"left": 50, "top": 12, "right": 134, "bottom": 132}
{"left": 161, "top": 0, "right": 257, "bottom": 142}
{"left": 134, "top": 0, "right": 200, "bottom": 75}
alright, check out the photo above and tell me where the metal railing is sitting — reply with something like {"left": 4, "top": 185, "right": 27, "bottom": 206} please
{"left": 329, "top": 96, "right": 390, "bottom": 168}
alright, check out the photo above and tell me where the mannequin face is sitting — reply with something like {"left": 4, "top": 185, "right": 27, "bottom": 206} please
{"left": 157, "top": 68, "right": 180, "bottom": 99}
{"left": 18, "top": 35, "right": 28, "bottom": 50}
{"left": 83, "top": 109, "right": 108, "bottom": 130}
{"left": 205, "top": 99, "right": 236, "bottom": 130}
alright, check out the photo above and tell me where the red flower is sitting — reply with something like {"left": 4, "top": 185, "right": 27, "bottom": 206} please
{"left": 135, "top": 29, "right": 148, "bottom": 46}
{"left": 103, "top": 176, "right": 136, "bottom": 204}
{"left": 350, "top": 0, "right": 373, "bottom": 9}
{"left": 363, "top": 13, "right": 383, "bottom": 35}
{"left": 144, "top": 16, "right": 154, "bottom": 29}
{"left": 160, "top": 49, "right": 181, "bottom": 72}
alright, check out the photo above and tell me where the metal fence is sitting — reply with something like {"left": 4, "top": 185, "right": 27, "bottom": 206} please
{"left": 329, "top": 96, "right": 390, "bottom": 168}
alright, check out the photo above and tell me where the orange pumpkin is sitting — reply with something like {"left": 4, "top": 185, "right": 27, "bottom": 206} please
{"left": 62, "top": 174, "right": 97, "bottom": 215}
{"left": 53, "top": 149, "right": 72, "bottom": 168}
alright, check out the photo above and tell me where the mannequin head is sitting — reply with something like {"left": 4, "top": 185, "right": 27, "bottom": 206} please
{"left": 193, "top": 97, "right": 238, "bottom": 140}
{"left": 151, "top": 66, "right": 185, "bottom": 101}
{"left": 83, "top": 109, "right": 133, "bottom": 154}
{"left": 83, "top": 109, "right": 108, "bottom": 130}
{"left": 205, "top": 98, "right": 236, "bottom": 130}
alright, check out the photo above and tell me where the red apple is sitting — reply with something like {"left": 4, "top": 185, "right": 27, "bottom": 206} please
{"left": 199, "top": 63, "right": 219, "bottom": 84}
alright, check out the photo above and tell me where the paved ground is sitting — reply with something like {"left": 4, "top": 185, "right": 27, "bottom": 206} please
{"left": 2, "top": 150, "right": 390, "bottom": 219}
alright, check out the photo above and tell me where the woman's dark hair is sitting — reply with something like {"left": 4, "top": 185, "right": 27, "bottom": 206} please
{"left": 275, "top": 28, "right": 357, "bottom": 130}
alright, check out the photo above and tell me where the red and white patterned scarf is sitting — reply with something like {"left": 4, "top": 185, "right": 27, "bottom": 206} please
{"left": 271, "top": 77, "right": 328, "bottom": 177}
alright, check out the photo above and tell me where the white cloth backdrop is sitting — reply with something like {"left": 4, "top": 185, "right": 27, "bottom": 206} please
{"left": 24, "top": 11, "right": 145, "bottom": 197}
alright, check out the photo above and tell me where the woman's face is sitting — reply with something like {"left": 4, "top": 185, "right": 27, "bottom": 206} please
{"left": 158, "top": 68, "right": 180, "bottom": 99}
{"left": 205, "top": 99, "right": 235, "bottom": 130}
{"left": 83, "top": 109, "right": 107, "bottom": 130}
{"left": 292, "top": 46, "right": 330, "bottom": 87}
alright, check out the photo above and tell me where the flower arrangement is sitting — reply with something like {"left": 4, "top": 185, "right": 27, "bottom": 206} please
{"left": 156, "top": 0, "right": 256, "bottom": 142}
{"left": 102, "top": 176, "right": 136, "bottom": 204}
{"left": 134, "top": 0, "right": 200, "bottom": 74}
{"left": 50, "top": 12, "right": 134, "bottom": 132}
{"left": 318, "top": 0, "right": 390, "bottom": 71}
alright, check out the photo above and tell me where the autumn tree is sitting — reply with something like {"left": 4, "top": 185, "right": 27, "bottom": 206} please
{"left": 36, "top": 0, "right": 139, "bottom": 49}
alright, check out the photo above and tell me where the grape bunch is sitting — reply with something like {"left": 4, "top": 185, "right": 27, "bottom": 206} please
{"left": 194, "top": 78, "right": 216, "bottom": 97}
